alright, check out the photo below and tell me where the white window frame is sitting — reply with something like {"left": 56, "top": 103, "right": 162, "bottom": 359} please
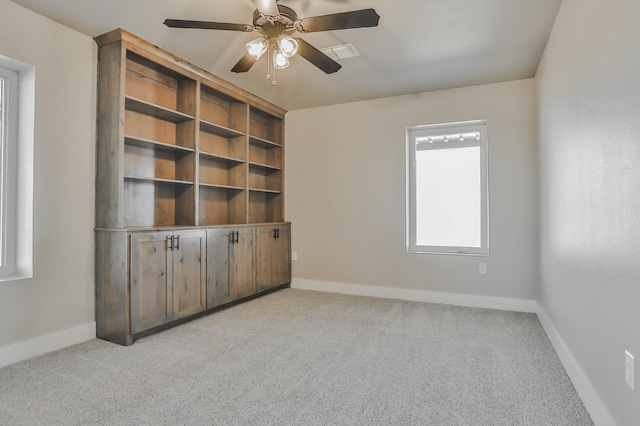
{"left": 0, "top": 65, "right": 18, "bottom": 276}
{"left": 406, "top": 119, "right": 489, "bottom": 255}
{"left": 0, "top": 54, "right": 34, "bottom": 283}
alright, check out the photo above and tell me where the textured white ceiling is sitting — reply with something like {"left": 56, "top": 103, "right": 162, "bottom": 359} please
{"left": 8, "top": 0, "right": 562, "bottom": 111}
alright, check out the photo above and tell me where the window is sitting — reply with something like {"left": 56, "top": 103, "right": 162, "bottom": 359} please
{"left": 0, "top": 54, "right": 34, "bottom": 282}
{"left": 406, "top": 120, "right": 488, "bottom": 255}
{"left": 0, "top": 65, "right": 18, "bottom": 276}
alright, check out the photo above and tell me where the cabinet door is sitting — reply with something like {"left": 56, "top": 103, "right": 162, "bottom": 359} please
{"left": 130, "top": 232, "right": 172, "bottom": 334}
{"left": 231, "top": 228, "right": 256, "bottom": 300}
{"left": 172, "top": 230, "right": 207, "bottom": 319}
{"left": 256, "top": 227, "right": 275, "bottom": 292}
{"left": 256, "top": 225, "right": 291, "bottom": 292}
{"left": 272, "top": 225, "right": 291, "bottom": 286}
{"left": 207, "top": 228, "right": 233, "bottom": 309}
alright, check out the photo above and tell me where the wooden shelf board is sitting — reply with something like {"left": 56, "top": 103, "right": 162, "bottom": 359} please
{"left": 200, "top": 151, "right": 245, "bottom": 165}
{"left": 124, "top": 176, "right": 194, "bottom": 185}
{"left": 200, "top": 120, "right": 245, "bottom": 138}
{"left": 248, "top": 161, "right": 281, "bottom": 171}
{"left": 249, "top": 187, "right": 282, "bottom": 194}
{"left": 125, "top": 96, "right": 194, "bottom": 123}
{"left": 249, "top": 135, "right": 281, "bottom": 148}
{"left": 125, "top": 135, "right": 194, "bottom": 154}
{"left": 199, "top": 183, "right": 245, "bottom": 191}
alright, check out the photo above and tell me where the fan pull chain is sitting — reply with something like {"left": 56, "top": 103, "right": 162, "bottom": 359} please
{"left": 271, "top": 46, "right": 277, "bottom": 86}
{"left": 266, "top": 47, "right": 271, "bottom": 81}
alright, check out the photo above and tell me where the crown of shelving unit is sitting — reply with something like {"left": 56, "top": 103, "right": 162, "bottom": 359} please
{"left": 95, "top": 29, "right": 286, "bottom": 230}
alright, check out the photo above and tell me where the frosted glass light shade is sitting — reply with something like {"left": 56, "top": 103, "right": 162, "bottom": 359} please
{"left": 276, "top": 35, "right": 298, "bottom": 58}
{"left": 245, "top": 37, "right": 269, "bottom": 60}
{"left": 273, "top": 49, "right": 290, "bottom": 69}
{"left": 255, "top": 0, "right": 279, "bottom": 16}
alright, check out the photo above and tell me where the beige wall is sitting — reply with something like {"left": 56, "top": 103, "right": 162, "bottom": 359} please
{"left": 0, "top": 0, "right": 97, "bottom": 347}
{"left": 285, "top": 79, "right": 538, "bottom": 300}
{"left": 537, "top": 0, "right": 640, "bottom": 423}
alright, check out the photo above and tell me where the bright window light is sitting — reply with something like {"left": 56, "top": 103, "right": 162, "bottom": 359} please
{"left": 407, "top": 120, "right": 488, "bottom": 255}
{"left": 0, "top": 64, "right": 18, "bottom": 275}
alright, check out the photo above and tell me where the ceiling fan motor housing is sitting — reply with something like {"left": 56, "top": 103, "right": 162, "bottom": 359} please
{"left": 253, "top": 5, "right": 299, "bottom": 40}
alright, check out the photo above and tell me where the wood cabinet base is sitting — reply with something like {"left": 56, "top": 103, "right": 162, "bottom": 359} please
{"left": 95, "top": 223, "right": 291, "bottom": 346}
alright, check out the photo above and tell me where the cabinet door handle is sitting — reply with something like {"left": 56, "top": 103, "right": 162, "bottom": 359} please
{"left": 168, "top": 235, "right": 174, "bottom": 251}
{"left": 235, "top": 231, "right": 239, "bottom": 244}
{"left": 276, "top": 228, "right": 280, "bottom": 239}
{"left": 229, "top": 231, "right": 235, "bottom": 245}
{"left": 273, "top": 228, "right": 277, "bottom": 239}
{"left": 175, "top": 235, "right": 180, "bottom": 250}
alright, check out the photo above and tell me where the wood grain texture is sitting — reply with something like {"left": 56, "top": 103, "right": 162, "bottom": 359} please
{"left": 96, "top": 41, "right": 125, "bottom": 228}
{"left": 256, "top": 224, "right": 291, "bottom": 292}
{"left": 172, "top": 230, "right": 207, "bottom": 318}
{"left": 95, "top": 230, "right": 133, "bottom": 345}
{"left": 130, "top": 231, "right": 173, "bottom": 334}
{"left": 95, "top": 28, "right": 290, "bottom": 345}
{"left": 272, "top": 225, "right": 291, "bottom": 286}
{"left": 231, "top": 227, "right": 256, "bottom": 300}
{"left": 206, "top": 228, "right": 233, "bottom": 309}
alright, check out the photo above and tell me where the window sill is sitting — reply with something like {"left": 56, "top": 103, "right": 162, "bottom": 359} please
{"left": 0, "top": 272, "right": 32, "bottom": 283}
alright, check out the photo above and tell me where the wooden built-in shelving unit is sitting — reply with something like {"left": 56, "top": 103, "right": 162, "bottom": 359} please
{"left": 95, "top": 29, "right": 286, "bottom": 230}
{"left": 94, "top": 29, "right": 290, "bottom": 346}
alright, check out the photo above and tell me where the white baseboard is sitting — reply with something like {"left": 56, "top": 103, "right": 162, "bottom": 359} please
{"left": 291, "top": 278, "right": 538, "bottom": 313}
{"left": 536, "top": 307, "right": 615, "bottom": 426}
{"left": 0, "top": 322, "right": 96, "bottom": 369}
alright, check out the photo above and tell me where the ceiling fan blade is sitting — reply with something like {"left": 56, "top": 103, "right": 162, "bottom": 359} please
{"left": 254, "top": 0, "right": 280, "bottom": 16}
{"left": 295, "top": 38, "right": 342, "bottom": 74}
{"left": 231, "top": 53, "right": 258, "bottom": 73}
{"left": 164, "top": 19, "right": 253, "bottom": 32}
{"left": 299, "top": 8, "right": 380, "bottom": 32}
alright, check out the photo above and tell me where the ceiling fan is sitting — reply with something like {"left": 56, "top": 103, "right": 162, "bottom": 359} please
{"left": 163, "top": 0, "right": 380, "bottom": 78}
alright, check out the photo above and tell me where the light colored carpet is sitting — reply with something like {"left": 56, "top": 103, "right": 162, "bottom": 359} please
{"left": 0, "top": 289, "right": 592, "bottom": 425}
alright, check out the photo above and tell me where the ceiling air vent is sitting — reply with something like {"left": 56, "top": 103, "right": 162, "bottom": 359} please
{"left": 320, "top": 43, "right": 360, "bottom": 61}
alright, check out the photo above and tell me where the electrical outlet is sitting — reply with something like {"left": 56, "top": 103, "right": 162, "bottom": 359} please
{"left": 625, "top": 350, "right": 635, "bottom": 391}
{"left": 291, "top": 251, "right": 298, "bottom": 262}
{"left": 478, "top": 262, "right": 488, "bottom": 274}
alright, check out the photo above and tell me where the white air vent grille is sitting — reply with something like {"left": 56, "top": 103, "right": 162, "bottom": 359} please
{"left": 320, "top": 43, "right": 360, "bottom": 61}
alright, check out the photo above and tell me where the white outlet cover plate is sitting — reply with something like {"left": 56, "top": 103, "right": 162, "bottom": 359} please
{"left": 625, "top": 350, "right": 635, "bottom": 391}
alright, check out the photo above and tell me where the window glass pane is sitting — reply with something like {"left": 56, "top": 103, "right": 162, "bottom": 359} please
{"left": 415, "top": 146, "right": 481, "bottom": 247}
{"left": 0, "top": 76, "right": 4, "bottom": 265}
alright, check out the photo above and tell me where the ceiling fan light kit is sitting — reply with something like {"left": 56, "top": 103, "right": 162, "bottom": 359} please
{"left": 163, "top": 0, "right": 380, "bottom": 83}
{"left": 245, "top": 37, "right": 269, "bottom": 60}
{"left": 277, "top": 35, "right": 299, "bottom": 58}
{"left": 273, "top": 49, "right": 290, "bottom": 69}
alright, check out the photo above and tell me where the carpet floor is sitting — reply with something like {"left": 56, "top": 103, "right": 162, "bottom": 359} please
{"left": 0, "top": 289, "right": 592, "bottom": 425}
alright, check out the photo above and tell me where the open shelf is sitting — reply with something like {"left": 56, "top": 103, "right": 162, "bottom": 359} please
{"left": 124, "top": 179, "right": 195, "bottom": 227}
{"left": 200, "top": 120, "right": 245, "bottom": 138}
{"left": 97, "top": 31, "right": 285, "bottom": 230}
{"left": 125, "top": 96, "right": 194, "bottom": 123}
{"left": 249, "top": 107, "right": 283, "bottom": 147}
{"left": 125, "top": 176, "right": 194, "bottom": 185}
{"left": 199, "top": 185, "right": 246, "bottom": 226}
{"left": 249, "top": 135, "right": 281, "bottom": 148}
{"left": 200, "top": 183, "right": 244, "bottom": 191}
{"left": 249, "top": 161, "right": 281, "bottom": 171}
{"left": 125, "top": 135, "right": 195, "bottom": 154}
{"left": 200, "top": 151, "right": 244, "bottom": 164}
{"left": 249, "top": 188, "right": 282, "bottom": 194}
{"left": 249, "top": 191, "right": 283, "bottom": 223}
